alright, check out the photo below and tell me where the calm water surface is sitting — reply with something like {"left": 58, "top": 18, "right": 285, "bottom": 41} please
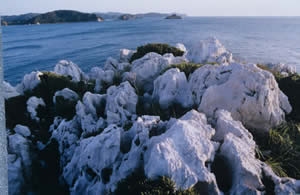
{"left": 2, "top": 17, "right": 300, "bottom": 85}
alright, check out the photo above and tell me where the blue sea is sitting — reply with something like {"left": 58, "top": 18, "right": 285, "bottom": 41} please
{"left": 2, "top": 17, "right": 300, "bottom": 85}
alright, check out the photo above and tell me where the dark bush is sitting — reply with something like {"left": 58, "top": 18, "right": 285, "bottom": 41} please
{"left": 130, "top": 43, "right": 184, "bottom": 63}
{"left": 276, "top": 74, "right": 300, "bottom": 121}
{"left": 26, "top": 72, "right": 94, "bottom": 105}
{"left": 255, "top": 121, "right": 300, "bottom": 179}
{"left": 5, "top": 95, "right": 30, "bottom": 130}
{"left": 54, "top": 96, "right": 77, "bottom": 120}
{"left": 114, "top": 167, "right": 196, "bottom": 195}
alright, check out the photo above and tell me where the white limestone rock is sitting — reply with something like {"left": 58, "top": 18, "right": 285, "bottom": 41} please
{"left": 51, "top": 118, "right": 81, "bottom": 168}
{"left": 144, "top": 110, "right": 220, "bottom": 193}
{"left": 63, "top": 125, "right": 123, "bottom": 195}
{"left": 176, "top": 43, "right": 187, "bottom": 54}
{"left": 186, "top": 37, "right": 234, "bottom": 64}
{"left": 2, "top": 81, "right": 19, "bottom": 99}
{"left": 120, "top": 49, "right": 135, "bottom": 63}
{"left": 76, "top": 92, "right": 107, "bottom": 137}
{"left": 197, "top": 63, "right": 292, "bottom": 132}
{"left": 106, "top": 81, "right": 138, "bottom": 125}
{"left": 14, "top": 125, "right": 31, "bottom": 137}
{"left": 16, "top": 71, "right": 43, "bottom": 93}
{"left": 131, "top": 52, "right": 187, "bottom": 92}
{"left": 220, "top": 133, "right": 264, "bottom": 194}
{"left": 262, "top": 163, "right": 300, "bottom": 195}
{"left": 7, "top": 133, "right": 32, "bottom": 195}
{"left": 213, "top": 109, "right": 255, "bottom": 146}
{"left": 54, "top": 60, "right": 86, "bottom": 82}
{"left": 26, "top": 96, "right": 46, "bottom": 122}
{"left": 152, "top": 68, "right": 193, "bottom": 109}
{"left": 53, "top": 88, "right": 79, "bottom": 104}
{"left": 264, "top": 63, "right": 296, "bottom": 75}
{"left": 89, "top": 67, "right": 114, "bottom": 92}
{"left": 104, "top": 57, "right": 131, "bottom": 72}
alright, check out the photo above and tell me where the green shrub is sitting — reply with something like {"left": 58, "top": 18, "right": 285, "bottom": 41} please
{"left": 114, "top": 168, "right": 196, "bottom": 195}
{"left": 130, "top": 43, "right": 184, "bottom": 63}
{"left": 162, "top": 63, "right": 203, "bottom": 78}
{"left": 255, "top": 122, "right": 300, "bottom": 179}
{"left": 26, "top": 72, "right": 95, "bottom": 105}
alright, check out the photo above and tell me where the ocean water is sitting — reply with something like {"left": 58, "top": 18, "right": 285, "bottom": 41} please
{"left": 2, "top": 17, "right": 300, "bottom": 85}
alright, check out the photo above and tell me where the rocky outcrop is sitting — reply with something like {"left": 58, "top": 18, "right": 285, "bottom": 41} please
{"left": 194, "top": 63, "right": 292, "bottom": 132}
{"left": 144, "top": 110, "right": 220, "bottom": 193}
{"left": 152, "top": 68, "right": 193, "bottom": 109}
{"left": 54, "top": 60, "right": 87, "bottom": 82}
{"left": 5, "top": 38, "right": 300, "bottom": 195}
{"left": 53, "top": 88, "right": 79, "bottom": 104}
{"left": 16, "top": 71, "right": 43, "bottom": 93}
{"left": 130, "top": 52, "right": 187, "bottom": 92}
{"left": 105, "top": 82, "right": 138, "bottom": 125}
{"left": 265, "top": 63, "right": 296, "bottom": 76}
{"left": 186, "top": 37, "right": 234, "bottom": 64}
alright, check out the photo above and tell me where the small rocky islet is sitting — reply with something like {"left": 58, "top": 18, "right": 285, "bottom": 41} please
{"left": 4, "top": 37, "right": 300, "bottom": 194}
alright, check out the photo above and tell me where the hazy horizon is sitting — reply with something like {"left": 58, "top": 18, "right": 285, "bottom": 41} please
{"left": 1, "top": 0, "right": 300, "bottom": 17}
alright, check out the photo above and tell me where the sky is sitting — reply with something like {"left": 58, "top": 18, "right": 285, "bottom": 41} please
{"left": 1, "top": 0, "right": 300, "bottom": 16}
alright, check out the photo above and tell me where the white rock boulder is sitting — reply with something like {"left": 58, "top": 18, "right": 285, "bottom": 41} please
{"left": 131, "top": 52, "right": 187, "bottom": 92}
{"left": 16, "top": 71, "right": 43, "bottom": 93}
{"left": 264, "top": 63, "right": 296, "bottom": 75}
{"left": 186, "top": 37, "right": 234, "bottom": 64}
{"left": 144, "top": 110, "right": 220, "bottom": 193}
{"left": 197, "top": 63, "right": 292, "bottom": 132}
{"left": 89, "top": 67, "right": 115, "bottom": 92}
{"left": 120, "top": 49, "right": 135, "bottom": 63}
{"left": 220, "top": 133, "right": 264, "bottom": 194}
{"left": 105, "top": 82, "right": 138, "bottom": 125}
{"left": 2, "top": 81, "right": 19, "bottom": 99}
{"left": 54, "top": 60, "right": 86, "bottom": 82}
{"left": 14, "top": 125, "right": 31, "bottom": 138}
{"left": 76, "top": 92, "right": 106, "bottom": 137}
{"left": 53, "top": 88, "right": 79, "bottom": 104}
{"left": 152, "top": 68, "right": 193, "bottom": 109}
{"left": 26, "top": 96, "right": 46, "bottom": 122}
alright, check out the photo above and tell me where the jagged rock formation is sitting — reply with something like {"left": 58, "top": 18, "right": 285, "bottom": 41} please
{"left": 4, "top": 39, "right": 300, "bottom": 195}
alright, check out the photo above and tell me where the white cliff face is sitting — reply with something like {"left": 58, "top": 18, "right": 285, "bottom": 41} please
{"left": 16, "top": 71, "right": 43, "bottom": 93}
{"left": 186, "top": 37, "right": 234, "bottom": 64}
{"left": 105, "top": 81, "right": 138, "bottom": 125}
{"left": 131, "top": 52, "right": 187, "bottom": 92}
{"left": 2, "top": 81, "right": 19, "bottom": 99}
{"left": 196, "top": 63, "right": 292, "bottom": 132}
{"left": 26, "top": 96, "right": 46, "bottom": 122}
{"left": 152, "top": 68, "right": 193, "bottom": 109}
{"left": 53, "top": 88, "right": 79, "bottom": 104}
{"left": 54, "top": 60, "right": 86, "bottom": 82}
{"left": 144, "top": 110, "right": 220, "bottom": 193}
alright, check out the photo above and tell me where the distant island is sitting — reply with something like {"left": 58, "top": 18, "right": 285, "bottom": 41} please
{"left": 165, "top": 14, "right": 182, "bottom": 19}
{"left": 1, "top": 10, "right": 186, "bottom": 26}
{"left": 1, "top": 10, "right": 103, "bottom": 25}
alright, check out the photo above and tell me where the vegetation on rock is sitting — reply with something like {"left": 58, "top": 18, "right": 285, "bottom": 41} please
{"left": 255, "top": 121, "right": 300, "bottom": 179}
{"left": 114, "top": 168, "right": 196, "bottom": 195}
{"left": 162, "top": 62, "right": 218, "bottom": 78}
{"left": 130, "top": 43, "right": 185, "bottom": 63}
